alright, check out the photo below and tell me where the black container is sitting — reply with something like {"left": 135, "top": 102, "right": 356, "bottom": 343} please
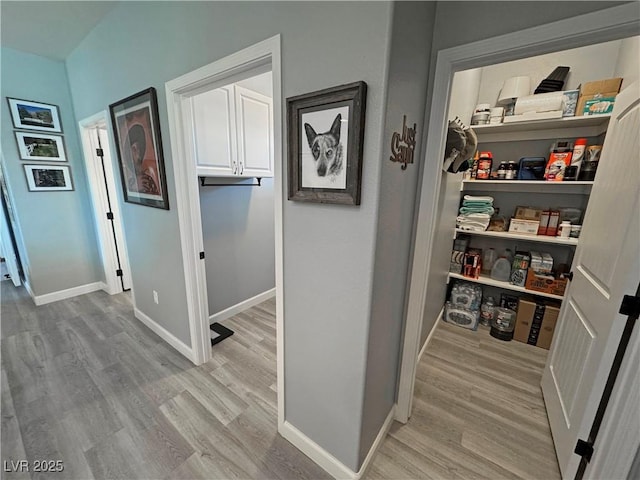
{"left": 564, "top": 165, "right": 579, "bottom": 181}
{"left": 490, "top": 327, "right": 514, "bottom": 341}
{"left": 579, "top": 161, "right": 598, "bottom": 181}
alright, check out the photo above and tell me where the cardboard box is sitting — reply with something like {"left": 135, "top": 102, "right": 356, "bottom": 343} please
{"left": 576, "top": 78, "right": 622, "bottom": 116}
{"left": 508, "top": 218, "right": 540, "bottom": 235}
{"left": 525, "top": 269, "right": 568, "bottom": 297}
{"left": 583, "top": 96, "right": 616, "bottom": 116}
{"left": 580, "top": 78, "right": 623, "bottom": 96}
{"left": 514, "top": 298, "right": 536, "bottom": 344}
{"left": 513, "top": 298, "right": 560, "bottom": 349}
{"left": 537, "top": 304, "right": 560, "bottom": 350}
{"left": 538, "top": 210, "right": 550, "bottom": 235}
{"left": 514, "top": 206, "right": 543, "bottom": 221}
{"left": 546, "top": 210, "right": 560, "bottom": 237}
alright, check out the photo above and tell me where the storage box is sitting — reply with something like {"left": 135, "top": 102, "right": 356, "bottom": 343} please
{"left": 538, "top": 210, "right": 550, "bottom": 235}
{"left": 514, "top": 206, "right": 543, "bottom": 221}
{"left": 508, "top": 218, "right": 540, "bottom": 235}
{"left": 546, "top": 210, "right": 560, "bottom": 237}
{"left": 513, "top": 298, "right": 560, "bottom": 349}
{"left": 582, "top": 96, "right": 616, "bottom": 116}
{"left": 525, "top": 269, "right": 568, "bottom": 296}
{"left": 562, "top": 90, "right": 580, "bottom": 117}
{"left": 576, "top": 78, "right": 622, "bottom": 116}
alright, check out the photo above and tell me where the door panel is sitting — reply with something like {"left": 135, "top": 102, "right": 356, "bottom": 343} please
{"left": 542, "top": 81, "right": 640, "bottom": 478}
{"left": 235, "top": 85, "right": 273, "bottom": 177}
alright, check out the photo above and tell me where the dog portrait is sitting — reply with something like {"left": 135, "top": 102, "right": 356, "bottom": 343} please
{"left": 287, "top": 81, "right": 367, "bottom": 205}
{"left": 301, "top": 106, "right": 349, "bottom": 189}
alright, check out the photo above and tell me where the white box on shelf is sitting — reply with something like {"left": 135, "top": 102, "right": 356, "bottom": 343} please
{"left": 508, "top": 218, "right": 540, "bottom": 235}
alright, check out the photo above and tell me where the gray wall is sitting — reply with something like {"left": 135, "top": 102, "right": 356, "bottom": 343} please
{"left": 64, "top": 1, "right": 393, "bottom": 470}
{"left": 0, "top": 47, "right": 102, "bottom": 296}
{"left": 360, "top": 1, "right": 436, "bottom": 464}
{"left": 199, "top": 178, "right": 275, "bottom": 315}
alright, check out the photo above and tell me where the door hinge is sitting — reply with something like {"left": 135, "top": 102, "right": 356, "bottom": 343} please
{"left": 619, "top": 294, "right": 640, "bottom": 317}
{"left": 116, "top": 269, "right": 123, "bottom": 277}
{"left": 566, "top": 271, "right": 574, "bottom": 282}
{"left": 574, "top": 439, "right": 594, "bottom": 462}
{"left": 96, "top": 148, "right": 104, "bottom": 157}
{"left": 106, "top": 212, "right": 114, "bottom": 220}
{"left": 199, "top": 251, "right": 205, "bottom": 260}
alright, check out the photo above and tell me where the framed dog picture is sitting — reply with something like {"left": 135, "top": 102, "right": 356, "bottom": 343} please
{"left": 15, "top": 132, "right": 67, "bottom": 162}
{"left": 287, "top": 81, "right": 367, "bottom": 205}
{"left": 109, "top": 87, "right": 169, "bottom": 210}
{"left": 7, "top": 98, "right": 62, "bottom": 133}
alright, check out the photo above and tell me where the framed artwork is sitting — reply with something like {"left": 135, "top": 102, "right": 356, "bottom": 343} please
{"left": 7, "top": 98, "right": 62, "bottom": 133}
{"left": 23, "top": 164, "right": 73, "bottom": 191}
{"left": 287, "top": 81, "right": 367, "bottom": 205}
{"left": 15, "top": 132, "right": 67, "bottom": 162}
{"left": 109, "top": 87, "right": 169, "bottom": 210}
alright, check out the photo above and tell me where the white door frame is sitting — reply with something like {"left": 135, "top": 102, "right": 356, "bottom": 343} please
{"left": 164, "top": 35, "right": 284, "bottom": 425}
{"left": 397, "top": 3, "right": 640, "bottom": 423}
{"left": 79, "top": 111, "right": 132, "bottom": 295}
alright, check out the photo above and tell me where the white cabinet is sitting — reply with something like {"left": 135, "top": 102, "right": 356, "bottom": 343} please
{"left": 189, "top": 84, "right": 273, "bottom": 178}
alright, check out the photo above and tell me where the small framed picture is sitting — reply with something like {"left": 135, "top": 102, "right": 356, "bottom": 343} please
{"left": 23, "top": 164, "right": 73, "bottom": 191}
{"left": 15, "top": 132, "right": 67, "bottom": 162}
{"left": 7, "top": 98, "right": 62, "bottom": 133}
{"left": 287, "top": 81, "right": 367, "bottom": 205}
{"left": 109, "top": 87, "right": 169, "bottom": 210}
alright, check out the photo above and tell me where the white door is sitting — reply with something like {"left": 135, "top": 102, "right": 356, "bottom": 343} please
{"left": 190, "top": 85, "right": 236, "bottom": 176}
{"left": 541, "top": 81, "right": 640, "bottom": 478}
{"left": 235, "top": 85, "right": 273, "bottom": 177}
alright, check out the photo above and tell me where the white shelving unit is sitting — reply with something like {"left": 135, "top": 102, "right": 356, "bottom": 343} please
{"left": 448, "top": 272, "right": 564, "bottom": 301}
{"left": 462, "top": 180, "right": 594, "bottom": 195}
{"left": 472, "top": 114, "right": 611, "bottom": 142}
{"left": 454, "top": 228, "right": 579, "bottom": 246}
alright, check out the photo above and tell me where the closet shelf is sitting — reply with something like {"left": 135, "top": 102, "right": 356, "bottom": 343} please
{"left": 455, "top": 228, "right": 579, "bottom": 246}
{"left": 461, "top": 180, "right": 593, "bottom": 194}
{"left": 473, "top": 114, "right": 611, "bottom": 142}
{"left": 448, "top": 272, "right": 565, "bottom": 301}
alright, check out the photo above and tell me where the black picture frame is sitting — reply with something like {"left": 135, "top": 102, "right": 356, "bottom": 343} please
{"left": 287, "top": 81, "right": 367, "bottom": 205}
{"left": 109, "top": 87, "right": 169, "bottom": 210}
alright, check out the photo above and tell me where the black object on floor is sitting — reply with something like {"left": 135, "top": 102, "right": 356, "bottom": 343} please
{"left": 210, "top": 322, "right": 234, "bottom": 346}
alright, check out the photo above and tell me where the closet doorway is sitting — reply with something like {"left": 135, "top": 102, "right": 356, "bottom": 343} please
{"left": 165, "top": 35, "right": 284, "bottom": 426}
{"left": 397, "top": 5, "right": 638, "bottom": 480}
{"left": 79, "top": 112, "right": 132, "bottom": 294}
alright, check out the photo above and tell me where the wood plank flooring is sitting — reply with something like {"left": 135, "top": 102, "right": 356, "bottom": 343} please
{"left": 1, "top": 282, "right": 329, "bottom": 480}
{"left": 366, "top": 321, "right": 561, "bottom": 480}
{"left": 2, "top": 281, "right": 561, "bottom": 479}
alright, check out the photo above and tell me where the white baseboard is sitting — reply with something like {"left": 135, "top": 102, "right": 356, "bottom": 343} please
{"left": 209, "top": 288, "right": 275, "bottom": 324}
{"left": 32, "top": 281, "right": 106, "bottom": 306}
{"left": 279, "top": 421, "right": 357, "bottom": 479}
{"left": 355, "top": 405, "right": 396, "bottom": 478}
{"left": 279, "top": 406, "right": 396, "bottom": 480}
{"left": 134, "top": 307, "right": 196, "bottom": 363}
{"left": 23, "top": 280, "right": 35, "bottom": 302}
{"left": 417, "top": 307, "right": 443, "bottom": 363}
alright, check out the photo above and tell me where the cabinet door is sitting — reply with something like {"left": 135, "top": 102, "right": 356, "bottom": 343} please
{"left": 234, "top": 85, "right": 273, "bottom": 178}
{"left": 191, "top": 85, "right": 237, "bottom": 176}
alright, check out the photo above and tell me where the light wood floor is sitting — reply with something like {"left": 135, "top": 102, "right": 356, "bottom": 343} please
{"left": 366, "top": 321, "right": 561, "bottom": 480}
{"left": 1, "top": 282, "right": 329, "bottom": 480}
{"left": 2, "top": 282, "right": 560, "bottom": 479}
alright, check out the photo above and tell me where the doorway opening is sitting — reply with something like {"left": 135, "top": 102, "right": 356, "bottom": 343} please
{"left": 396, "top": 5, "right": 638, "bottom": 480}
{"left": 79, "top": 112, "right": 132, "bottom": 295}
{"left": 165, "top": 35, "right": 284, "bottom": 427}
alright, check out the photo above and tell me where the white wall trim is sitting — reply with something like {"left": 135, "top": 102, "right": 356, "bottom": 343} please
{"left": 396, "top": 2, "right": 640, "bottom": 424}
{"left": 280, "top": 406, "right": 396, "bottom": 480}
{"left": 355, "top": 406, "right": 396, "bottom": 479}
{"left": 279, "top": 421, "right": 358, "bottom": 480}
{"left": 134, "top": 307, "right": 195, "bottom": 363}
{"left": 418, "top": 308, "right": 442, "bottom": 363}
{"left": 23, "top": 279, "right": 35, "bottom": 302}
{"left": 32, "top": 281, "right": 106, "bottom": 306}
{"left": 208, "top": 288, "right": 275, "bottom": 324}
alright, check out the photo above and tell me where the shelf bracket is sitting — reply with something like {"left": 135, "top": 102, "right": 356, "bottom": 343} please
{"left": 199, "top": 177, "right": 262, "bottom": 187}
